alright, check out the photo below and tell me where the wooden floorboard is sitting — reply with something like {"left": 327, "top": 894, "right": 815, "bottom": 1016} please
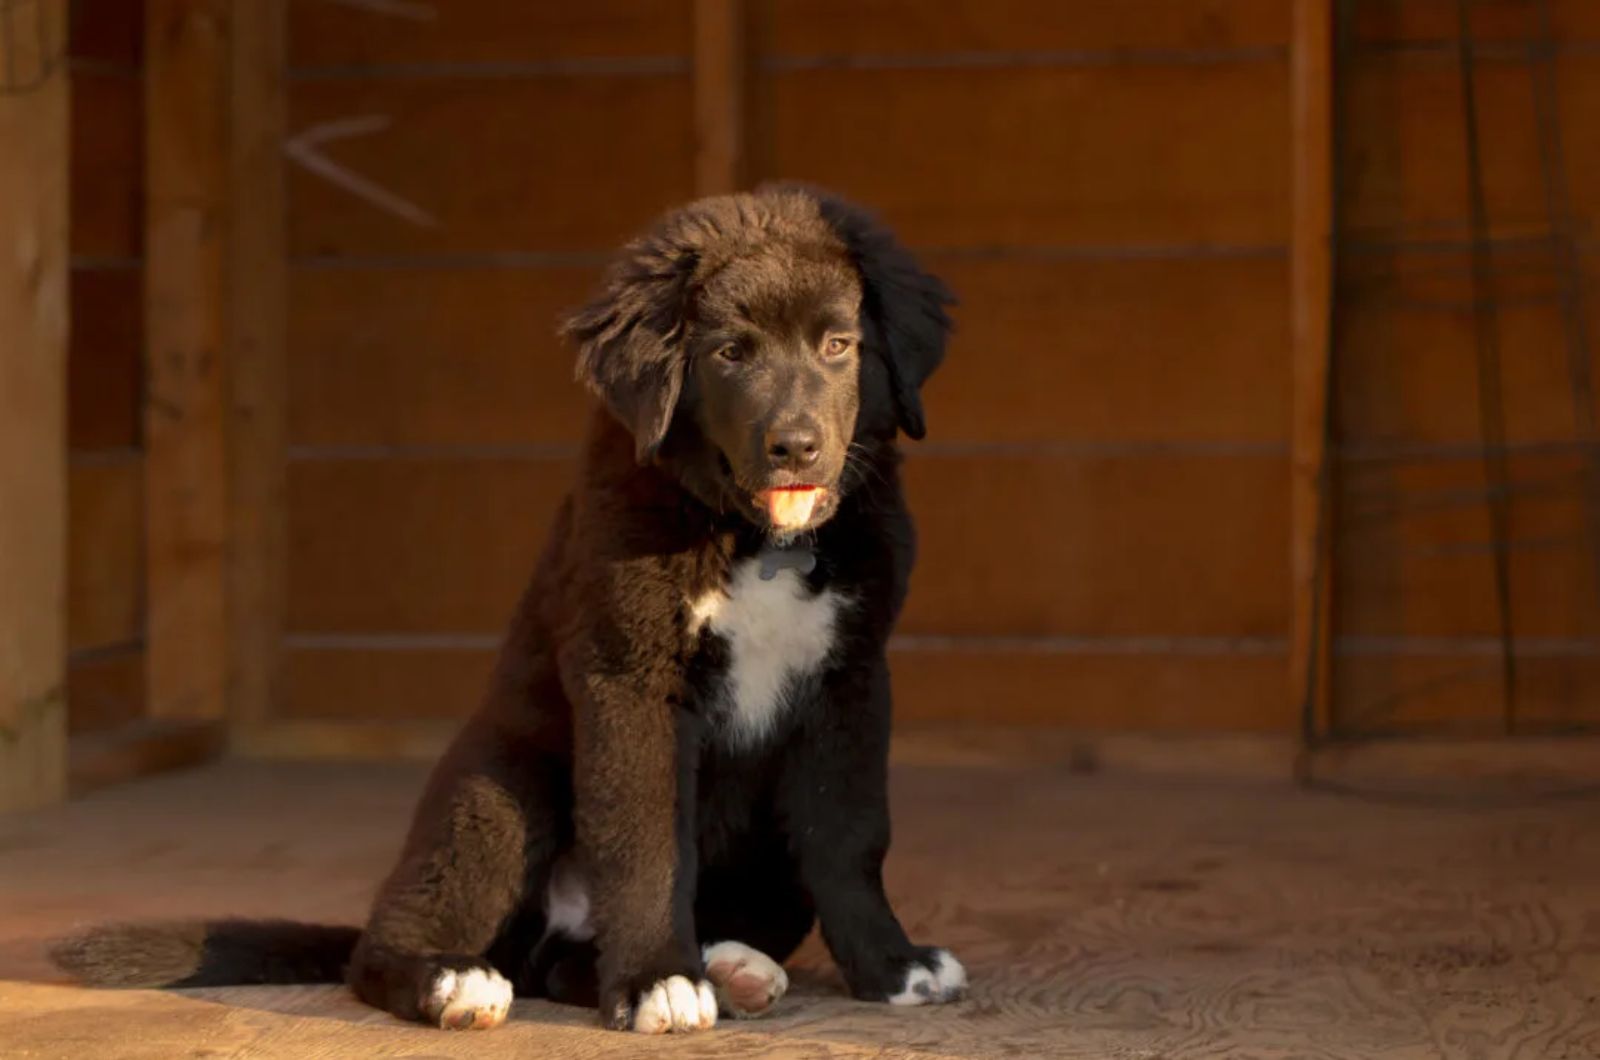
{"left": 2, "top": 757, "right": 1598, "bottom": 1058}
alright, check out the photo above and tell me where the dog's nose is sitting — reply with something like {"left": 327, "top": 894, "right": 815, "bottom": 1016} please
{"left": 765, "top": 425, "right": 821, "bottom": 471}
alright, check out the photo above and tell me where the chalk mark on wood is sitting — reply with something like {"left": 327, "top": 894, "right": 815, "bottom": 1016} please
{"left": 284, "top": 115, "right": 438, "bottom": 229}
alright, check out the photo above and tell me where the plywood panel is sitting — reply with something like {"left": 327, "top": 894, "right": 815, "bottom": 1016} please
{"left": 286, "top": 459, "right": 575, "bottom": 634}
{"left": 288, "top": 0, "right": 691, "bottom": 67}
{"left": 68, "top": 268, "right": 141, "bottom": 450}
{"left": 282, "top": 643, "right": 1285, "bottom": 730}
{"left": 752, "top": 63, "right": 1288, "bottom": 249}
{"left": 287, "top": 77, "right": 692, "bottom": 257}
{"left": 1335, "top": 41, "right": 1600, "bottom": 249}
{"left": 1336, "top": 285, "right": 1594, "bottom": 449}
{"left": 286, "top": 454, "right": 1285, "bottom": 637}
{"left": 1335, "top": 452, "right": 1600, "bottom": 639}
{"left": 1332, "top": 651, "right": 1600, "bottom": 736}
{"left": 288, "top": 257, "right": 1288, "bottom": 448}
{"left": 756, "top": 0, "right": 1289, "bottom": 57}
{"left": 68, "top": 459, "right": 143, "bottom": 653}
{"left": 923, "top": 255, "right": 1288, "bottom": 444}
{"left": 1350, "top": 0, "right": 1600, "bottom": 45}
{"left": 70, "top": 71, "right": 142, "bottom": 259}
{"left": 67, "top": 646, "right": 145, "bottom": 736}
{"left": 288, "top": 266, "right": 599, "bottom": 446}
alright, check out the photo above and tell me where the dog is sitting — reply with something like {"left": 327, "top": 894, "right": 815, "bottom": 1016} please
{"left": 52, "top": 184, "right": 962, "bottom": 1034}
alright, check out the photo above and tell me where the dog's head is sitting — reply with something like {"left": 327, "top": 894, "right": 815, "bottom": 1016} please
{"left": 565, "top": 186, "right": 952, "bottom": 535}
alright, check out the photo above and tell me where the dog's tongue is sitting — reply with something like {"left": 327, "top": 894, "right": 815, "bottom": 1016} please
{"left": 763, "top": 487, "right": 824, "bottom": 530}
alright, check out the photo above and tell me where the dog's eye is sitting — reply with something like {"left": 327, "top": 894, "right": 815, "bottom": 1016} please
{"left": 714, "top": 344, "right": 745, "bottom": 363}
{"left": 823, "top": 336, "right": 855, "bottom": 359}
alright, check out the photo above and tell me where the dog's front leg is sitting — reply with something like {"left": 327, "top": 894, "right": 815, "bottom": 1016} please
{"left": 784, "top": 657, "right": 968, "bottom": 1005}
{"left": 564, "top": 631, "right": 714, "bottom": 1033}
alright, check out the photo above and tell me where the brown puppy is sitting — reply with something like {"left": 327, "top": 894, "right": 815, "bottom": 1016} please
{"left": 53, "top": 184, "right": 961, "bottom": 1034}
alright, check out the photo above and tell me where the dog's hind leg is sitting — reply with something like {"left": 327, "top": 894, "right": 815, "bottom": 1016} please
{"left": 347, "top": 743, "right": 565, "bottom": 1030}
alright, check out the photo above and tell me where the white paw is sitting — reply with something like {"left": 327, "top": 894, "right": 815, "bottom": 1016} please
{"left": 887, "top": 949, "right": 967, "bottom": 1006}
{"left": 632, "top": 975, "right": 718, "bottom": 1033}
{"left": 703, "top": 940, "right": 789, "bottom": 1018}
{"left": 424, "top": 965, "right": 513, "bottom": 1030}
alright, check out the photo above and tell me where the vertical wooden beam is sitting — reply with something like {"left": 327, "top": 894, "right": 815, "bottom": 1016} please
{"left": 692, "top": 0, "right": 744, "bottom": 196}
{"left": 1289, "top": 0, "right": 1336, "bottom": 745}
{"left": 144, "top": 0, "right": 231, "bottom": 720}
{"left": 229, "top": 1, "right": 288, "bottom": 730}
{"left": 0, "top": 0, "right": 70, "bottom": 810}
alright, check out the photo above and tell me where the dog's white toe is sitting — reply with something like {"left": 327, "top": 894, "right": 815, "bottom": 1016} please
{"left": 703, "top": 940, "right": 790, "bottom": 1018}
{"left": 633, "top": 974, "right": 718, "bottom": 1033}
{"left": 424, "top": 965, "right": 513, "bottom": 1030}
{"left": 888, "top": 949, "right": 967, "bottom": 1006}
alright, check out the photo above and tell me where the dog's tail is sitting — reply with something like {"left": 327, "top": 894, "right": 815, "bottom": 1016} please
{"left": 50, "top": 919, "right": 361, "bottom": 988}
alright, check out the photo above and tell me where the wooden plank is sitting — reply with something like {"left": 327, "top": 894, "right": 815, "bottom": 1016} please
{"left": 1288, "top": 0, "right": 1334, "bottom": 742}
{"left": 1302, "top": 734, "right": 1600, "bottom": 796}
{"left": 287, "top": 0, "right": 691, "bottom": 67}
{"left": 68, "top": 459, "right": 143, "bottom": 653}
{"left": 284, "top": 454, "right": 1286, "bottom": 637}
{"left": 144, "top": 0, "right": 230, "bottom": 720}
{"left": 236, "top": 717, "right": 455, "bottom": 760}
{"left": 754, "top": 0, "right": 1290, "bottom": 57}
{"left": 1335, "top": 263, "right": 1591, "bottom": 448}
{"left": 69, "top": 70, "right": 142, "bottom": 258}
{"left": 1349, "top": 0, "right": 1600, "bottom": 45}
{"left": 230, "top": 0, "right": 289, "bottom": 728}
{"left": 288, "top": 266, "right": 600, "bottom": 446}
{"left": 288, "top": 257, "right": 1288, "bottom": 449}
{"left": 68, "top": 718, "right": 223, "bottom": 796}
{"left": 1330, "top": 651, "right": 1600, "bottom": 737}
{"left": 751, "top": 62, "right": 1289, "bottom": 248}
{"left": 70, "top": 0, "right": 145, "bottom": 67}
{"left": 68, "top": 268, "right": 141, "bottom": 449}
{"left": 279, "top": 643, "right": 1287, "bottom": 730}
{"left": 67, "top": 645, "right": 146, "bottom": 736}
{"left": 1342, "top": 51, "right": 1548, "bottom": 240}
{"left": 693, "top": 0, "right": 744, "bottom": 196}
{"left": 287, "top": 76, "right": 692, "bottom": 257}
{"left": 0, "top": 0, "right": 70, "bottom": 812}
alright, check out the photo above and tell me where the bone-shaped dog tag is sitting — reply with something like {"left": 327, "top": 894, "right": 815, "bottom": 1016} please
{"left": 758, "top": 543, "right": 817, "bottom": 581}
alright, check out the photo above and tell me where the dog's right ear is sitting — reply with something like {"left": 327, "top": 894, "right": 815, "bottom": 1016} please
{"left": 564, "top": 232, "right": 699, "bottom": 463}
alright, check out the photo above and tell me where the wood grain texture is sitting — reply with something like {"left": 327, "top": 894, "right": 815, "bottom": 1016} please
{"left": 67, "top": 718, "right": 222, "bottom": 796}
{"left": 287, "top": 76, "right": 692, "bottom": 257}
{"left": 3, "top": 758, "right": 1599, "bottom": 1057}
{"left": 66, "top": 646, "right": 145, "bottom": 737}
{"left": 69, "top": 70, "right": 142, "bottom": 259}
{"left": 67, "top": 269, "right": 141, "bottom": 450}
{"left": 288, "top": 0, "right": 691, "bottom": 67}
{"left": 754, "top": 0, "right": 1290, "bottom": 56}
{"left": 0, "top": 0, "right": 70, "bottom": 811}
{"left": 287, "top": 257, "right": 1288, "bottom": 448}
{"left": 67, "top": 459, "right": 143, "bottom": 654}
{"left": 229, "top": 0, "right": 290, "bottom": 728}
{"left": 1335, "top": 452, "right": 1600, "bottom": 640}
{"left": 283, "top": 454, "right": 1287, "bottom": 638}
{"left": 750, "top": 62, "right": 1289, "bottom": 248}
{"left": 143, "top": 0, "right": 230, "bottom": 721}
{"left": 287, "top": 266, "right": 600, "bottom": 446}
{"left": 692, "top": 0, "right": 744, "bottom": 196}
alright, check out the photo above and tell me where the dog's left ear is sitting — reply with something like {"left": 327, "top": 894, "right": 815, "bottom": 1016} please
{"left": 564, "top": 232, "right": 699, "bottom": 462}
{"left": 813, "top": 193, "right": 953, "bottom": 440}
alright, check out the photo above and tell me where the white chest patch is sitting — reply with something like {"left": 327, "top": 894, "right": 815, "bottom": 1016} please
{"left": 688, "top": 560, "right": 845, "bottom": 747}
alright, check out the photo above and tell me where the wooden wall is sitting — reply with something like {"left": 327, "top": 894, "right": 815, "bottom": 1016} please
{"left": 1330, "top": 0, "right": 1600, "bottom": 736}
{"left": 278, "top": 0, "right": 1294, "bottom": 733}
{"left": 66, "top": 0, "right": 147, "bottom": 738}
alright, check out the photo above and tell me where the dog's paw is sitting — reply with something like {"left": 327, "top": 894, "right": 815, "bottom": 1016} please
{"left": 703, "top": 940, "right": 789, "bottom": 1018}
{"left": 421, "top": 963, "right": 513, "bottom": 1030}
{"left": 887, "top": 948, "right": 967, "bottom": 1006}
{"left": 629, "top": 975, "right": 719, "bottom": 1034}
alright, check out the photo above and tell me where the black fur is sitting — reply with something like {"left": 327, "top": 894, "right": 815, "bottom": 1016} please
{"left": 51, "top": 185, "right": 957, "bottom": 1032}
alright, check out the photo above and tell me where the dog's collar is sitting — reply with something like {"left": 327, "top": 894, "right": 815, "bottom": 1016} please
{"left": 757, "top": 538, "right": 817, "bottom": 581}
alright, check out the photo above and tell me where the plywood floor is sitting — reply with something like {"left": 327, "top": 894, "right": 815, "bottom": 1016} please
{"left": 2, "top": 755, "right": 1598, "bottom": 1059}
